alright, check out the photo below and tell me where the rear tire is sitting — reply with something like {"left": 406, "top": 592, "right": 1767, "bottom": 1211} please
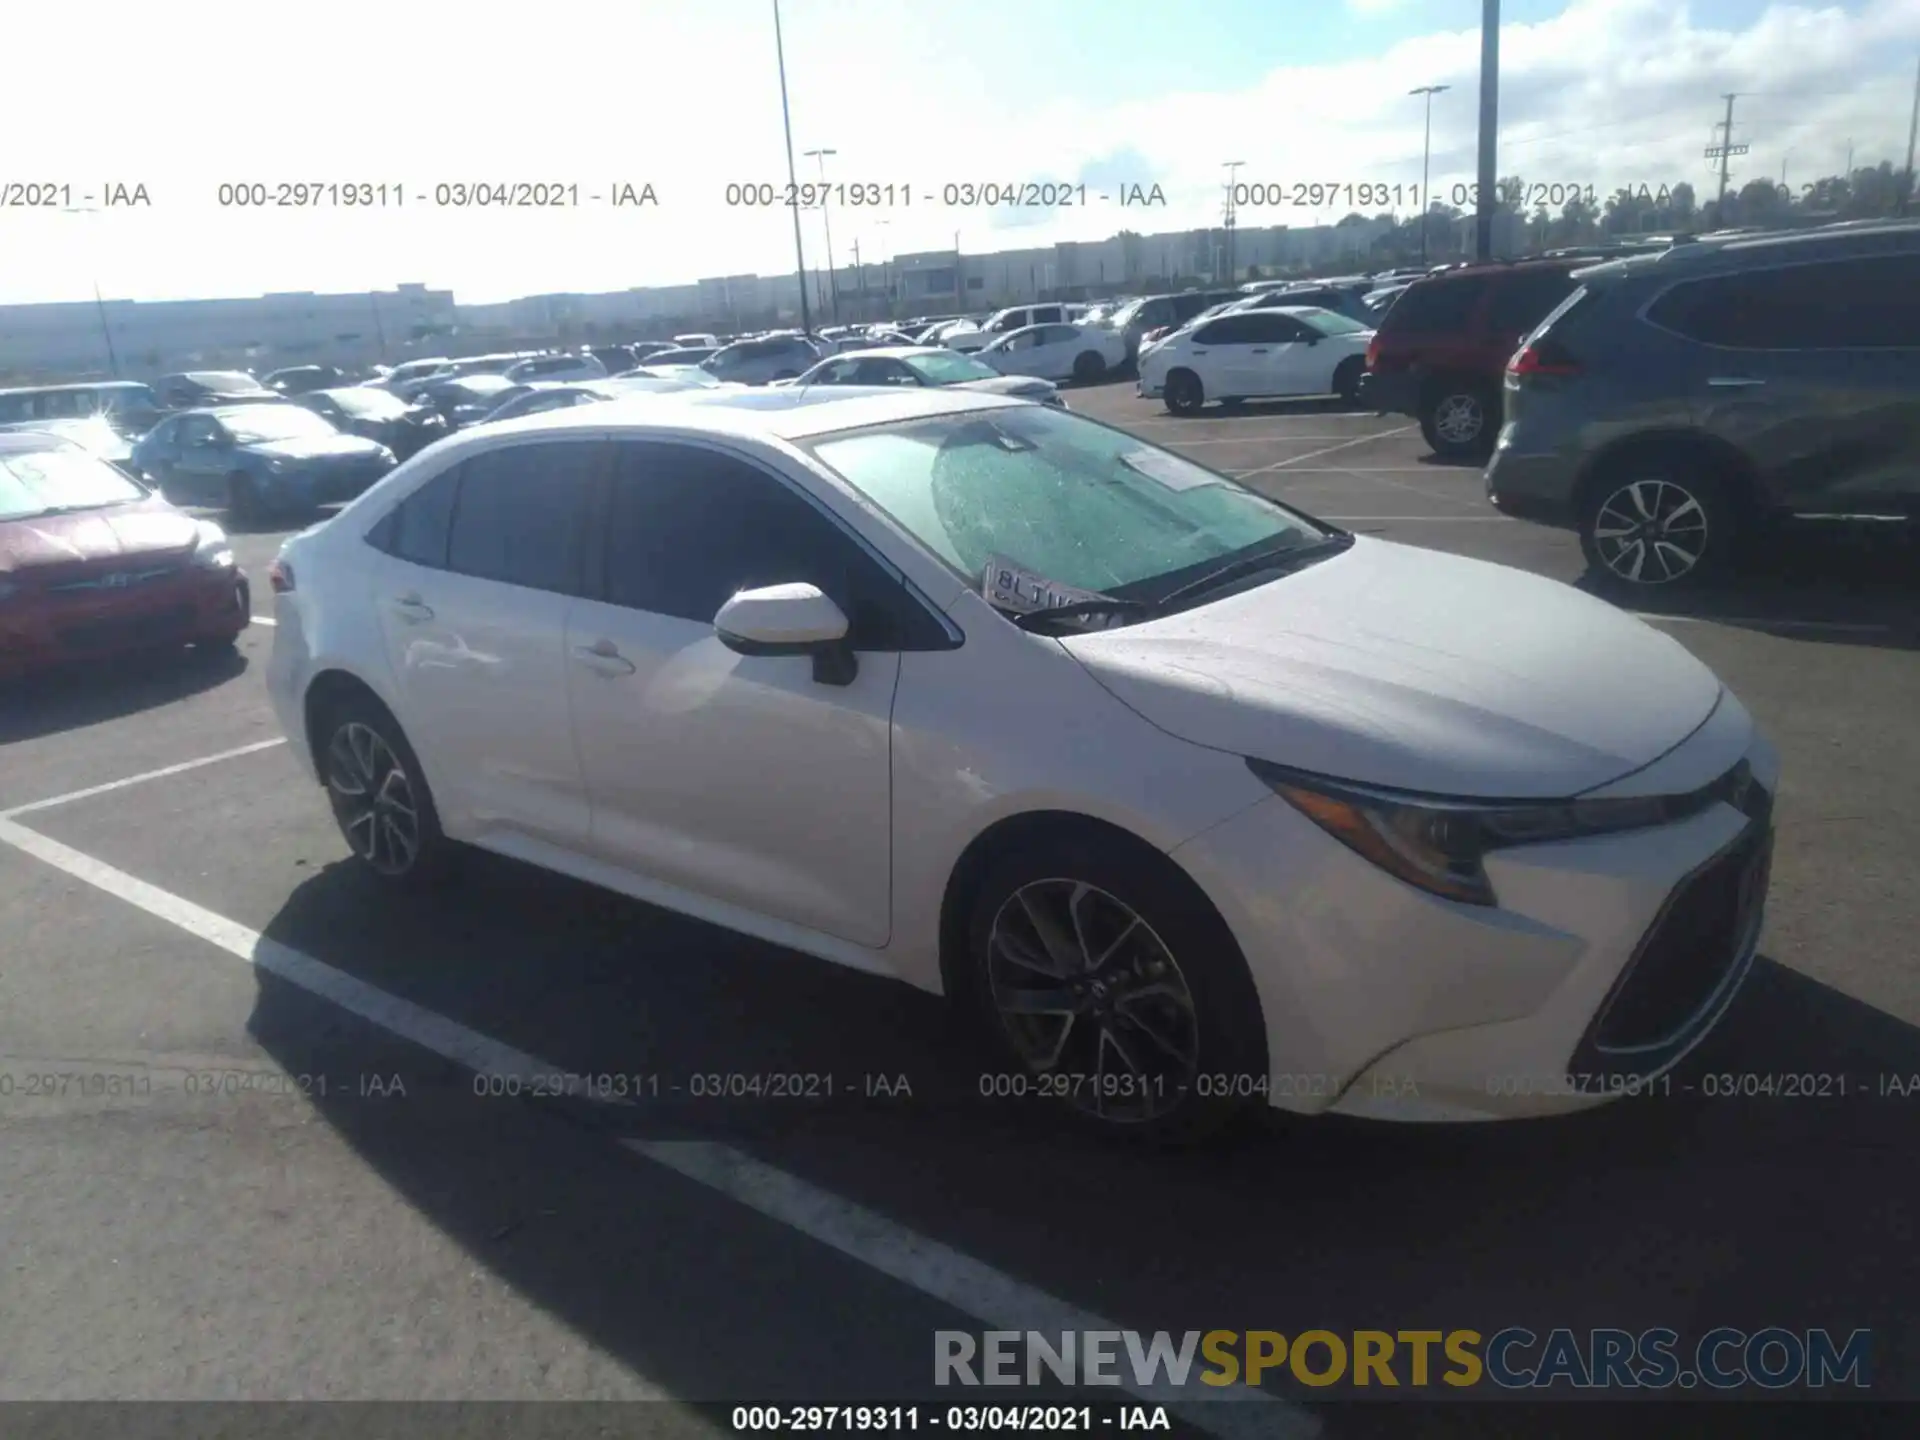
{"left": 1420, "top": 381, "right": 1496, "bottom": 459}
{"left": 1333, "top": 356, "right": 1365, "bottom": 407}
{"left": 314, "top": 694, "right": 454, "bottom": 889}
{"left": 1579, "top": 458, "right": 1736, "bottom": 590}
{"left": 1162, "top": 369, "right": 1205, "bottom": 416}
{"left": 1071, "top": 350, "right": 1106, "bottom": 382}
{"left": 963, "top": 835, "right": 1268, "bottom": 1146}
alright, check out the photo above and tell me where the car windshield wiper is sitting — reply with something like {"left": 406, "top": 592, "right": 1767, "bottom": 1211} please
{"left": 1152, "top": 531, "right": 1354, "bottom": 612}
{"left": 1008, "top": 597, "right": 1155, "bottom": 632}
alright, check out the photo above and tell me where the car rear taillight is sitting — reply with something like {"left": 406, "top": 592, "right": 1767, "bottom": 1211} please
{"left": 1509, "top": 341, "right": 1581, "bottom": 378}
{"left": 1365, "top": 335, "right": 1380, "bottom": 370}
{"left": 268, "top": 560, "right": 295, "bottom": 594}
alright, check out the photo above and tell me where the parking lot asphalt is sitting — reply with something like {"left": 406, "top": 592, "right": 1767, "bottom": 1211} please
{"left": 2, "top": 383, "right": 1917, "bottom": 1435}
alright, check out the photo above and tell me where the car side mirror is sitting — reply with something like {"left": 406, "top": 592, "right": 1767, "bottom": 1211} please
{"left": 713, "top": 583, "right": 858, "bottom": 686}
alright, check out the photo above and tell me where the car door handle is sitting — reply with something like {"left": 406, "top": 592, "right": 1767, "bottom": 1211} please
{"left": 388, "top": 593, "right": 434, "bottom": 622}
{"left": 1250, "top": 348, "right": 1270, "bottom": 354}
{"left": 1707, "top": 376, "right": 1766, "bottom": 388}
{"left": 571, "top": 640, "right": 636, "bottom": 676}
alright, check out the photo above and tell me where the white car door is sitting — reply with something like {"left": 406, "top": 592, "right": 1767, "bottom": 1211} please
{"left": 1183, "top": 313, "right": 1266, "bottom": 396}
{"left": 1029, "top": 325, "right": 1085, "bottom": 380}
{"left": 986, "top": 329, "right": 1046, "bottom": 376}
{"left": 1240, "top": 312, "right": 1331, "bottom": 396}
{"left": 565, "top": 438, "right": 914, "bottom": 949}
{"left": 367, "top": 439, "right": 599, "bottom": 848}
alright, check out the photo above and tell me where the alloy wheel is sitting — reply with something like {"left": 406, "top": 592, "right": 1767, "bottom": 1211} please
{"left": 985, "top": 879, "right": 1199, "bottom": 1123}
{"left": 1433, "top": 393, "right": 1483, "bottom": 445}
{"left": 326, "top": 721, "right": 421, "bottom": 876}
{"left": 1591, "top": 478, "right": 1709, "bottom": 585}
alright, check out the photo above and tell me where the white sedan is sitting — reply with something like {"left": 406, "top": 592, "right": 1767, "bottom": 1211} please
{"left": 975, "top": 323, "right": 1129, "bottom": 383}
{"left": 266, "top": 387, "right": 1774, "bottom": 1139}
{"left": 1138, "top": 305, "right": 1374, "bottom": 414}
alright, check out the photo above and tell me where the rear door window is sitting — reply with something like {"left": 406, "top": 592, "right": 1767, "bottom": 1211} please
{"left": 1379, "top": 276, "right": 1490, "bottom": 332}
{"left": 443, "top": 442, "right": 601, "bottom": 594}
{"left": 1648, "top": 254, "right": 1920, "bottom": 350}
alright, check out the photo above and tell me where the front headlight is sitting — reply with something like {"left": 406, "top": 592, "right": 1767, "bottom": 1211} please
{"left": 1248, "top": 758, "right": 1692, "bottom": 907}
{"left": 191, "top": 519, "right": 237, "bottom": 570}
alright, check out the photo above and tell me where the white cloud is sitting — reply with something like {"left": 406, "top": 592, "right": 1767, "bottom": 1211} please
{"left": 6, "top": 0, "right": 1918, "bottom": 303}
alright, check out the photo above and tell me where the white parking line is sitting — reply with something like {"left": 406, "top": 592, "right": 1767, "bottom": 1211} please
{"left": 0, "top": 738, "right": 289, "bottom": 819}
{"left": 1233, "top": 426, "right": 1417, "bottom": 478}
{"left": 0, "top": 752, "right": 1315, "bottom": 1437}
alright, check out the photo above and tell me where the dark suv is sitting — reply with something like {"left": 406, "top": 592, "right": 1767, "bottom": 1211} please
{"left": 1485, "top": 222, "right": 1920, "bottom": 589}
{"left": 1110, "top": 290, "right": 1245, "bottom": 364}
{"left": 1360, "top": 259, "right": 1587, "bottom": 458}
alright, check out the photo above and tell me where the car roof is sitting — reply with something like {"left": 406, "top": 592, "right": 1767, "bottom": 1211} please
{"left": 0, "top": 427, "right": 85, "bottom": 454}
{"left": 1573, "top": 217, "right": 1920, "bottom": 283}
{"left": 437, "top": 384, "right": 1020, "bottom": 450}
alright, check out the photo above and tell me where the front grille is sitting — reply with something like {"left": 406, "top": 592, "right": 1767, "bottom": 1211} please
{"left": 45, "top": 563, "right": 182, "bottom": 594}
{"left": 56, "top": 604, "right": 196, "bottom": 651}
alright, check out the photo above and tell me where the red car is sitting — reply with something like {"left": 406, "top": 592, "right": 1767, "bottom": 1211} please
{"left": 0, "top": 431, "right": 250, "bottom": 678}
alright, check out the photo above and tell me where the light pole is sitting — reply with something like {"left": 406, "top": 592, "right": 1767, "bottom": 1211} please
{"left": 804, "top": 147, "right": 840, "bottom": 322}
{"left": 61, "top": 205, "right": 120, "bottom": 377}
{"left": 1409, "top": 85, "right": 1450, "bottom": 263}
{"left": 771, "top": 0, "right": 811, "bottom": 333}
{"left": 1222, "top": 160, "right": 1244, "bottom": 282}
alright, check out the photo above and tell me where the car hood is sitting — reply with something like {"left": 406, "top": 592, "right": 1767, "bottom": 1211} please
{"left": 1060, "top": 537, "right": 1723, "bottom": 799}
{"left": 956, "top": 376, "right": 1055, "bottom": 398}
{"left": 246, "top": 434, "right": 385, "bottom": 461}
{"left": 0, "top": 498, "right": 198, "bottom": 574}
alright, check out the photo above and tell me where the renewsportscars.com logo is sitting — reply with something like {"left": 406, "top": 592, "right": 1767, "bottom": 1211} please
{"left": 935, "top": 1328, "right": 1872, "bottom": 1391}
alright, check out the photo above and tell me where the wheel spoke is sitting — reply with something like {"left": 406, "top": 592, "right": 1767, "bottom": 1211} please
{"left": 1621, "top": 538, "right": 1647, "bottom": 581}
{"left": 993, "top": 925, "right": 1073, "bottom": 980}
{"left": 1089, "top": 916, "right": 1141, "bottom": 972}
{"left": 1113, "top": 997, "right": 1193, "bottom": 1064}
{"left": 999, "top": 984, "right": 1090, "bottom": 1016}
{"left": 1016, "top": 888, "right": 1086, "bottom": 974}
{"left": 1099, "top": 1022, "right": 1147, "bottom": 1079}
{"left": 1065, "top": 883, "right": 1098, "bottom": 971}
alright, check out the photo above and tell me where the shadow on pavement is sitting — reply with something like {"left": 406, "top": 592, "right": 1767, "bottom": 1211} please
{"left": 0, "top": 644, "right": 247, "bottom": 744}
{"left": 245, "top": 846, "right": 1920, "bottom": 1430}
{"left": 1577, "top": 528, "right": 1919, "bottom": 651}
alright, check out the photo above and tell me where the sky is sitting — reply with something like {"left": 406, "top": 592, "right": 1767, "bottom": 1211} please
{"left": 5, "top": 0, "right": 1917, "bottom": 306}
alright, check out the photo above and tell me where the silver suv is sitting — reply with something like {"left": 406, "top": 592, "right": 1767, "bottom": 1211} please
{"left": 702, "top": 334, "right": 828, "bottom": 386}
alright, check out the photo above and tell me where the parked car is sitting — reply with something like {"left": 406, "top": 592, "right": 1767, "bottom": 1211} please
{"left": 266, "top": 386, "right": 1776, "bottom": 1142}
{"left": 1362, "top": 284, "right": 1411, "bottom": 315}
{"left": 925, "top": 320, "right": 993, "bottom": 353}
{"left": 787, "top": 346, "right": 1065, "bottom": 405}
{"left": 1136, "top": 300, "right": 1245, "bottom": 355}
{"left": 0, "top": 416, "right": 139, "bottom": 475}
{"left": 478, "top": 374, "right": 704, "bottom": 423}
{"left": 1232, "top": 284, "right": 1375, "bottom": 325}
{"left": 976, "top": 323, "right": 1129, "bottom": 384}
{"left": 590, "top": 345, "right": 639, "bottom": 374}
{"left": 412, "top": 374, "right": 523, "bottom": 428}
{"left": 623, "top": 364, "right": 728, "bottom": 387}
{"left": 975, "top": 304, "right": 1087, "bottom": 339}
{"left": 265, "top": 365, "right": 349, "bottom": 396}
{"left": 0, "top": 380, "right": 166, "bottom": 437}
{"left": 378, "top": 358, "right": 454, "bottom": 395}
{"left": 1485, "top": 221, "right": 1920, "bottom": 589}
{"left": 1359, "top": 258, "right": 1588, "bottom": 459}
{"left": 628, "top": 341, "right": 681, "bottom": 363}
{"left": 1138, "top": 306, "right": 1373, "bottom": 414}
{"left": 291, "top": 386, "right": 449, "bottom": 459}
{"left": 701, "top": 334, "right": 827, "bottom": 385}
{"left": 153, "top": 371, "right": 280, "bottom": 410}
{"left": 639, "top": 346, "right": 718, "bottom": 368}
{"left": 1107, "top": 290, "right": 1246, "bottom": 364}
{"left": 504, "top": 353, "right": 610, "bottom": 385}
{"left": 0, "top": 432, "right": 249, "bottom": 677}
{"left": 673, "top": 332, "right": 720, "bottom": 347}
{"left": 130, "top": 403, "right": 397, "bottom": 520}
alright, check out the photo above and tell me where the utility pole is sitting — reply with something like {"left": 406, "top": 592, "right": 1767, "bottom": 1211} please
{"left": 1474, "top": 0, "right": 1500, "bottom": 261}
{"left": 805, "top": 147, "right": 840, "bottom": 320}
{"left": 92, "top": 281, "right": 120, "bottom": 378}
{"left": 1410, "top": 85, "right": 1450, "bottom": 262}
{"left": 1845, "top": 139, "right": 1854, "bottom": 179}
{"left": 1903, "top": 54, "right": 1919, "bottom": 216}
{"left": 1221, "top": 161, "right": 1244, "bottom": 282}
{"left": 1702, "top": 95, "right": 1749, "bottom": 227}
{"left": 771, "top": 0, "right": 811, "bottom": 335}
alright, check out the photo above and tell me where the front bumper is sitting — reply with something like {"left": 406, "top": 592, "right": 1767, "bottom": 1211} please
{"left": 1170, "top": 714, "right": 1777, "bottom": 1122}
{"left": 0, "top": 566, "right": 250, "bottom": 678}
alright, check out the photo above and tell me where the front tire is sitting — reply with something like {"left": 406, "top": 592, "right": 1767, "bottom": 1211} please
{"left": 1580, "top": 462, "right": 1734, "bottom": 589}
{"left": 1420, "top": 381, "right": 1495, "bottom": 459}
{"left": 1162, "top": 369, "right": 1205, "bottom": 416}
{"left": 964, "top": 836, "right": 1268, "bottom": 1145}
{"left": 317, "top": 695, "right": 452, "bottom": 888}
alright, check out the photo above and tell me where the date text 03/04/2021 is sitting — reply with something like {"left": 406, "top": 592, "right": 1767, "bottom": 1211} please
{"left": 731, "top": 1404, "right": 1171, "bottom": 1432}
{"left": 721, "top": 182, "right": 1168, "bottom": 208}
